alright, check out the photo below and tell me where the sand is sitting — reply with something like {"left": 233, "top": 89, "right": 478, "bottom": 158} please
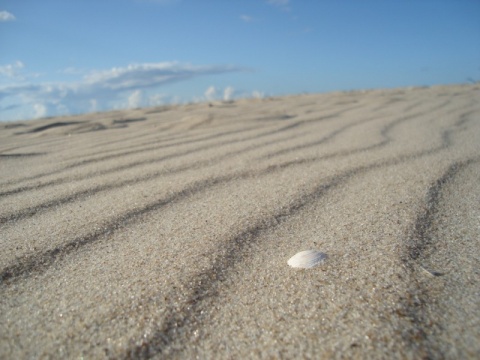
{"left": 1, "top": 84, "right": 479, "bottom": 359}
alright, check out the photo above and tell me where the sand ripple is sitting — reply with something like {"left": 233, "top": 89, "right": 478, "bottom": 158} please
{"left": 1, "top": 84, "right": 479, "bottom": 359}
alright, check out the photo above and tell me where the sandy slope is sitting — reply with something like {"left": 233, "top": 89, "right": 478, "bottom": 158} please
{"left": 1, "top": 84, "right": 479, "bottom": 359}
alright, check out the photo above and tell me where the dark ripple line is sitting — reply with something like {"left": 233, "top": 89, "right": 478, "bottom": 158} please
{"left": 0, "top": 101, "right": 363, "bottom": 189}
{"left": 120, "top": 111, "right": 479, "bottom": 358}
{"left": 0, "top": 174, "right": 241, "bottom": 284}
{"left": 122, "top": 169, "right": 361, "bottom": 358}
{"left": 66, "top": 122, "right": 186, "bottom": 158}
{"left": 0, "top": 103, "right": 363, "bottom": 197}
{"left": 399, "top": 158, "right": 480, "bottom": 358}
{"left": 0, "top": 109, "right": 388, "bottom": 223}
{"left": 1, "top": 100, "right": 475, "bottom": 284}
{"left": 0, "top": 153, "right": 46, "bottom": 158}
{"left": 258, "top": 98, "right": 453, "bottom": 161}
{"left": 0, "top": 111, "right": 475, "bottom": 359}
{"left": 1, "top": 101, "right": 471, "bottom": 226}
{"left": 121, "top": 153, "right": 479, "bottom": 359}
{"left": 62, "top": 125, "right": 265, "bottom": 170}
{"left": 406, "top": 159, "right": 478, "bottom": 262}
{"left": 0, "top": 125, "right": 263, "bottom": 189}
{"left": 0, "top": 124, "right": 272, "bottom": 195}
{"left": 0, "top": 126, "right": 451, "bottom": 287}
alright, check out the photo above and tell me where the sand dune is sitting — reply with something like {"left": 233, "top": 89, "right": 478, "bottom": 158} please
{"left": 1, "top": 84, "right": 479, "bottom": 359}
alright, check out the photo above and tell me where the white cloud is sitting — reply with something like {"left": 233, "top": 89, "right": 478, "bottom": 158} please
{"left": 0, "top": 61, "right": 25, "bottom": 79}
{"left": 252, "top": 90, "right": 264, "bottom": 99}
{"left": 223, "top": 86, "right": 235, "bottom": 101}
{"left": 128, "top": 89, "right": 143, "bottom": 109}
{"left": 83, "top": 62, "right": 240, "bottom": 92}
{"left": 0, "top": 11, "right": 15, "bottom": 22}
{"left": 0, "top": 62, "right": 243, "bottom": 119}
{"left": 33, "top": 104, "right": 47, "bottom": 118}
{"left": 148, "top": 93, "right": 167, "bottom": 106}
{"left": 0, "top": 61, "right": 40, "bottom": 81}
{"left": 204, "top": 86, "right": 217, "bottom": 101}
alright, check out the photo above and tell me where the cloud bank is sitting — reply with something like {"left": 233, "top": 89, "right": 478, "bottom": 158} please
{"left": 0, "top": 62, "right": 244, "bottom": 120}
{"left": 202, "top": 86, "right": 238, "bottom": 102}
{"left": 0, "top": 11, "right": 15, "bottom": 22}
{"left": 223, "top": 86, "right": 235, "bottom": 101}
{"left": 0, "top": 61, "right": 24, "bottom": 79}
{"left": 204, "top": 86, "right": 217, "bottom": 101}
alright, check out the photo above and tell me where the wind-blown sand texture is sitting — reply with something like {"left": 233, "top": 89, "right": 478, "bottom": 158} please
{"left": 1, "top": 84, "right": 479, "bottom": 359}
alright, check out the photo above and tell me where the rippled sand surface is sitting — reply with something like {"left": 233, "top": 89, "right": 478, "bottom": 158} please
{"left": 1, "top": 84, "right": 479, "bottom": 359}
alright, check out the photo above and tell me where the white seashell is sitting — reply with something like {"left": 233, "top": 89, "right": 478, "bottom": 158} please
{"left": 287, "top": 250, "right": 328, "bottom": 269}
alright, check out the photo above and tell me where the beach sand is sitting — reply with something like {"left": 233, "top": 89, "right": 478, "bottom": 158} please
{"left": 1, "top": 84, "right": 479, "bottom": 359}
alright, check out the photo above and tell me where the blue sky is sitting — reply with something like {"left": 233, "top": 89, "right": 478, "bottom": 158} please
{"left": 1, "top": 0, "right": 479, "bottom": 121}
